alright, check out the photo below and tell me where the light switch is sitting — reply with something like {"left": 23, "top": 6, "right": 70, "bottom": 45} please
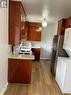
{"left": 0, "top": 0, "right": 7, "bottom": 8}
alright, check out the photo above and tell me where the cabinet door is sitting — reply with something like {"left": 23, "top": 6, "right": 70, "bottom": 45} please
{"left": 19, "top": 60, "right": 32, "bottom": 83}
{"left": 9, "top": 1, "right": 21, "bottom": 45}
{"left": 21, "top": 21, "right": 26, "bottom": 39}
{"left": 8, "top": 59, "right": 19, "bottom": 82}
{"left": 8, "top": 59, "right": 32, "bottom": 83}
{"left": 57, "top": 19, "right": 66, "bottom": 35}
{"left": 65, "top": 17, "right": 71, "bottom": 28}
{"left": 57, "top": 20, "right": 62, "bottom": 35}
{"left": 32, "top": 48, "right": 40, "bottom": 61}
{"left": 28, "top": 22, "right": 41, "bottom": 41}
{"left": 21, "top": 21, "right": 28, "bottom": 40}
{"left": 28, "top": 28, "right": 41, "bottom": 41}
{"left": 20, "top": 4, "right": 27, "bottom": 40}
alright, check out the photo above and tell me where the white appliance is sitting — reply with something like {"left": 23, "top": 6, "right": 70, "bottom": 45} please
{"left": 63, "top": 28, "right": 71, "bottom": 57}
{"left": 19, "top": 41, "right": 32, "bottom": 54}
{"left": 56, "top": 57, "right": 71, "bottom": 93}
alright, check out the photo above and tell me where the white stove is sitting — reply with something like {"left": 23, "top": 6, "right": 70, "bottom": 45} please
{"left": 19, "top": 41, "right": 32, "bottom": 54}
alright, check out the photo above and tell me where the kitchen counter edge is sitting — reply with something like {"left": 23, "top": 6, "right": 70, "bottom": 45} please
{"left": 8, "top": 53, "right": 35, "bottom": 60}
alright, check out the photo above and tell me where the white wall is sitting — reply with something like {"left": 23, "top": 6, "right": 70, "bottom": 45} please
{"left": 40, "top": 23, "right": 58, "bottom": 59}
{"left": 0, "top": 1, "right": 8, "bottom": 94}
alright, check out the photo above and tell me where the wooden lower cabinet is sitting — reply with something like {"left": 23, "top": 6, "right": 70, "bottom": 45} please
{"left": 32, "top": 48, "right": 40, "bottom": 61}
{"left": 8, "top": 59, "right": 32, "bottom": 83}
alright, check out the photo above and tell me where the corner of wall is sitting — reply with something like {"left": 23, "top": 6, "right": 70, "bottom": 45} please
{"left": 0, "top": 83, "right": 8, "bottom": 95}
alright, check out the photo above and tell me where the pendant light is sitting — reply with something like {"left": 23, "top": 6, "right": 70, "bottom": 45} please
{"left": 42, "top": 18, "right": 47, "bottom": 27}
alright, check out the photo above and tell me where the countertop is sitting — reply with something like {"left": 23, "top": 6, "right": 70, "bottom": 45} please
{"left": 8, "top": 53, "right": 35, "bottom": 60}
{"left": 57, "top": 57, "right": 71, "bottom": 65}
{"left": 31, "top": 46, "right": 41, "bottom": 48}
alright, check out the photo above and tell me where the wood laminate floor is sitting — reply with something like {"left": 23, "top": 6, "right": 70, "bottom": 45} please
{"left": 3, "top": 60, "right": 70, "bottom": 95}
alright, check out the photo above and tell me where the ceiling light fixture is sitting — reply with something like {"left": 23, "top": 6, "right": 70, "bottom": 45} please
{"left": 42, "top": 19, "right": 47, "bottom": 27}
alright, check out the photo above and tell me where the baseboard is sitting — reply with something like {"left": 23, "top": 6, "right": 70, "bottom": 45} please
{"left": 0, "top": 83, "right": 8, "bottom": 95}
{"left": 40, "top": 57, "right": 51, "bottom": 60}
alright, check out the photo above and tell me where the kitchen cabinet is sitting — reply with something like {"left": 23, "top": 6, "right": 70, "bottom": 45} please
{"left": 28, "top": 22, "right": 41, "bottom": 41}
{"left": 8, "top": 59, "right": 32, "bottom": 83}
{"left": 21, "top": 21, "right": 28, "bottom": 40}
{"left": 9, "top": 1, "right": 26, "bottom": 45}
{"left": 32, "top": 48, "right": 40, "bottom": 61}
{"left": 57, "top": 19, "right": 66, "bottom": 35}
{"left": 65, "top": 17, "right": 71, "bottom": 28}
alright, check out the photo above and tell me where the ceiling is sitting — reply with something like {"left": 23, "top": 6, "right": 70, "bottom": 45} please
{"left": 22, "top": 0, "right": 71, "bottom": 23}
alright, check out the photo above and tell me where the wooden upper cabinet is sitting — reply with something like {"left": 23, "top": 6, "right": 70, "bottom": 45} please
{"left": 57, "top": 19, "right": 66, "bottom": 35}
{"left": 28, "top": 22, "right": 41, "bottom": 41}
{"left": 65, "top": 17, "right": 71, "bottom": 29}
{"left": 9, "top": 1, "right": 26, "bottom": 45}
{"left": 19, "top": 3, "right": 28, "bottom": 40}
{"left": 20, "top": 3, "right": 26, "bottom": 22}
{"left": 21, "top": 21, "right": 28, "bottom": 40}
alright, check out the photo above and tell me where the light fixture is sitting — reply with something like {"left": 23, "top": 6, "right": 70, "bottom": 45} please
{"left": 42, "top": 19, "right": 47, "bottom": 27}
